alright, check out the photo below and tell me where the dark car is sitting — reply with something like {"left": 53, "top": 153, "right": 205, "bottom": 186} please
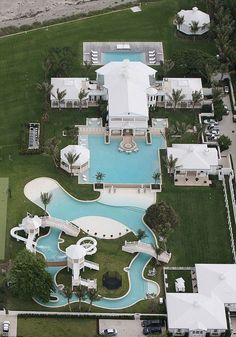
{"left": 143, "top": 326, "right": 162, "bottom": 335}
{"left": 141, "top": 319, "right": 163, "bottom": 327}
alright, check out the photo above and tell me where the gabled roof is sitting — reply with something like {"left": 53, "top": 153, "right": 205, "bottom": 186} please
{"left": 167, "top": 144, "right": 218, "bottom": 171}
{"left": 196, "top": 264, "right": 236, "bottom": 304}
{"left": 96, "top": 60, "right": 156, "bottom": 118}
{"left": 166, "top": 293, "right": 227, "bottom": 330}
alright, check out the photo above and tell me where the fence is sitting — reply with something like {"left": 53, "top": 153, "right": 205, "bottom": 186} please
{"left": 228, "top": 175, "right": 236, "bottom": 223}
{"left": 222, "top": 176, "right": 236, "bottom": 263}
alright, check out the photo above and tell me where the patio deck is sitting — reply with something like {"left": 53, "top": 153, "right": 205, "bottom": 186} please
{"left": 83, "top": 41, "right": 164, "bottom": 65}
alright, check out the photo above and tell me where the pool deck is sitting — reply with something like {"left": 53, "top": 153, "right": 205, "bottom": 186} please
{"left": 83, "top": 41, "right": 164, "bottom": 65}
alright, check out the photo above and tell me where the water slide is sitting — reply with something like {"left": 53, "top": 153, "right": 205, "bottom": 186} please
{"left": 10, "top": 227, "right": 36, "bottom": 253}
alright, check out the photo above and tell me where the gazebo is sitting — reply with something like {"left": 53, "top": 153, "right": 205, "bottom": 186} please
{"left": 176, "top": 7, "right": 210, "bottom": 35}
{"left": 60, "top": 145, "right": 90, "bottom": 175}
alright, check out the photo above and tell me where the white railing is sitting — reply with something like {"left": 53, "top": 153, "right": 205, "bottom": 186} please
{"left": 222, "top": 176, "right": 236, "bottom": 263}
{"left": 229, "top": 175, "right": 236, "bottom": 223}
{"left": 42, "top": 216, "right": 80, "bottom": 237}
{"left": 84, "top": 259, "right": 99, "bottom": 271}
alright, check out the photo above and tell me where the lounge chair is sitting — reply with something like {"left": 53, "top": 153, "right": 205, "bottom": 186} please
{"left": 148, "top": 50, "right": 155, "bottom": 54}
{"left": 91, "top": 56, "right": 98, "bottom": 61}
{"left": 149, "top": 57, "right": 156, "bottom": 61}
{"left": 149, "top": 60, "right": 156, "bottom": 64}
{"left": 92, "top": 60, "right": 98, "bottom": 64}
{"left": 91, "top": 50, "right": 98, "bottom": 54}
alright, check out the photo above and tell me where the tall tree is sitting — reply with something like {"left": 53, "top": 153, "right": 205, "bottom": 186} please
{"left": 164, "top": 154, "right": 178, "bottom": 176}
{"left": 9, "top": 250, "right": 54, "bottom": 303}
{"left": 152, "top": 171, "right": 160, "bottom": 184}
{"left": 95, "top": 171, "right": 105, "bottom": 183}
{"left": 175, "top": 14, "right": 184, "bottom": 30}
{"left": 87, "top": 289, "right": 101, "bottom": 312}
{"left": 157, "top": 59, "right": 175, "bottom": 79}
{"left": 63, "top": 286, "right": 73, "bottom": 311}
{"left": 64, "top": 152, "right": 80, "bottom": 176}
{"left": 191, "top": 90, "right": 203, "bottom": 111}
{"left": 37, "top": 81, "right": 53, "bottom": 104}
{"left": 51, "top": 88, "right": 67, "bottom": 111}
{"left": 40, "top": 192, "right": 52, "bottom": 214}
{"left": 75, "top": 286, "right": 87, "bottom": 311}
{"left": 44, "top": 137, "right": 61, "bottom": 167}
{"left": 167, "top": 89, "right": 186, "bottom": 112}
{"left": 136, "top": 229, "right": 147, "bottom": 241}
{"left": 78, "top": 89, "right": 88, "bottom": 112}
{"left": 189, "top": 21, "right": 200, "bottom": 41}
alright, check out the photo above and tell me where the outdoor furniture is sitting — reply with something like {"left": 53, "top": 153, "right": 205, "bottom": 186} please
{"left": 175, "top": 277, "right": 185, "bottom": 292}
{"left": 116, "top": 44, "right": 130, "bottom": 50}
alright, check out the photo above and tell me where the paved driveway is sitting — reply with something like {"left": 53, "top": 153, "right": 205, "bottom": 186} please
{"left": 99, "top": 319, "right": 144, "bottom": 337}
{"left": 0, "top": 312, "right": 17, "bottom": 337}
{"left": 219, "top": 94, "right": 236, "bottom": 169}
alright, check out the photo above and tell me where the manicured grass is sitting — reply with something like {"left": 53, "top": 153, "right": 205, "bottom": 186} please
{"left": 158, "top": 157, "right": 233, "bottom": 266}
{"left": 17, "top": 317, "right": 97, "bottom": 337}
{"left": 165, "top": 270, "right": 193, "bottom": 293}
{"left": 0, "top": 178, "right": 8, "bottom": 259}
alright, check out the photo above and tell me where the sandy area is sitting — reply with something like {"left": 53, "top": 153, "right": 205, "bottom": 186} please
{"left": 0, "top": 0, "right": 137, "bottom": 29}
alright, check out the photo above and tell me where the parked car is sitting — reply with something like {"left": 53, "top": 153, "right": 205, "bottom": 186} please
{"left": 143, "top": 326, "right": 162, "bottom": 335}
{"left": 224, "top": 104, "right": 230, "bottom": 115}
{"left": 101, "top": 328, "right": 117, "bottom": 336}
{"left": 233, "top": 114, "right": 236, "bottom": 123}
{"left": 141, "top": 319, "right": 164, "bottom": 327}
{"left": 2, "top": 321, "right": 10, "bottom": 336}
{"left": 224, "top": 86, "right": 229, "bottom": 94}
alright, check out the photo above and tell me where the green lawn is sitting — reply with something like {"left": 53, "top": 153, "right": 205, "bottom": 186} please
{"left": 17, "top": 317, "right": 97, "bottom": 337}
{"left": 158, "top": 159, "right": 233, "bottom": 266}
{"left": 165, "top": 270, "right": 193, "bottom": 293}
{"left": 0, "top": 178, "right": 8, "bottom": 259}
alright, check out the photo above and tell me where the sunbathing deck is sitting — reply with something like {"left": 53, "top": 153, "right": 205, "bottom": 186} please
{"left": 83, "top": 42, "right": 164, "bottom": 65}
{"left": 72, "top": 216, "right": 130, "bottom": 239}
{"left": 24, "top": 177, "right": 59, "bottom": 203}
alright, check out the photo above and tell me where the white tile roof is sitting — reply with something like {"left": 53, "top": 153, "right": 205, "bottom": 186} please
{"left": 167, "top": 292, "right": 227, "bottom": 330}
{"left": 196, "top": 264, "right": 236, "bottom": 304}
{"left": 167, "top": 144, "right": 218, "bottom": 171}
{"left": 178, "top": 7, "right": 210, "bottom": 26}
{"left": 51, "top": 78, "right": 89, "bottom": 100}
{"left": 96, "top": 60, "right": 156, "bottom": 118}
{"left": 163, "top": 77, "right": 203, "bottom": 101}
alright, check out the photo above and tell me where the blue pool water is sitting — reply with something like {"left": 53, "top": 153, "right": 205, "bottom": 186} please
{"left": 102, "top": 51, "right": 145, "bottom": 64}
{"left": 34, "top": 184, "right": 159, "bottom": 309}
{"left": 88, "top": 135, "right": 165, "bottom": 184}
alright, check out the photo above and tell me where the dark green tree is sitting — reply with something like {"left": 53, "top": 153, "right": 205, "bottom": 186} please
{"left": 144, "top": 201, "right": 178, "bottom": 235}
{"left": 9, "top": 250, "right": 54, "bottom": 303}
{"left": 40, "top": 192, "right": 52, "bottom": 214}
{"left": 87, "top": 289, "right": 101, "bottom": 312}
{"left": 75, "top": 286, "right": 87, "bottom": 311}
{"left": 218, "top": 135, "right": 232, "bottom": 151}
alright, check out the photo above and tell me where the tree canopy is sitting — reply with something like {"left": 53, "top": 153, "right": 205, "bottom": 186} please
{"left": 144, "top": 201, "right": 178, "bottom": 237}
{"left": 9, "top": 250, "right": 54, "bottom": 303}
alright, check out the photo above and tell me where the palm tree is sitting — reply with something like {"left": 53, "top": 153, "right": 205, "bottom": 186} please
{"left": 167, "top": 89, "right": 186, "bottom": 112}
{"left": 37, "top": 81, "right": 53, "bottom": 104}
{"left": 194, "top": 123, "right": 205, "bottom": 143}
{"left": 64, "top": 151, "right": 80, "bottom": 176}
{"left": 40, "top": 192, "right": 52, "bottom": 214}
{"left": 189, "top": 21, "right": 200, "bottom": 41}
{"left": 164, "top": 154, "right": 178, "bottom": 176}
{"left": 175, "top": 14, "right": 184, "bottom": 30}
{"left": 136, "top": 229, "right": 147, "bottom": 241}
{"left": 51, "top": 88, "right": 67, "bottom": 111}
{"left": 152, "top": 171, "right": 160, "bottom": 184}
{"left": 63, "top": 286, "right": 73, "bottom": 311}
{"left": 95, "top": 171, "right": 105, "bottom": 183}
{"left": 44, "top": 137, "right": 61, "bottom": 167}
{"left": 157, "top": 59, "right": 175, "bottom": 79}
{"left": 42, "top": 57, "right": 52, "bottom": 80}
{"left": 78, "top": 89, "right": 88, "bottom": 112}
{"left": 87, "top": 289, "right": 101, "bottom": 312}
{"left": 75, "top": 286, "right": 87, "bottom": 311}
{"left": 172, "top": 121, "right": 192, "bottom": 136}
{"left": 191, "top": 90, "right": 203, "bottom": 111}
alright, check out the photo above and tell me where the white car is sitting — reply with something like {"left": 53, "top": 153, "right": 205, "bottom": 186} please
{"left": 2, "top": 321, "right": 10, "bottom": 334}
{"left": 101, "top": 328, "right": 118, "bottom": 336}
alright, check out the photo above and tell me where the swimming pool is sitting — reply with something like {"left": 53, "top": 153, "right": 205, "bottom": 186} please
{"left": 32, "top": 179, "right": 159, "bottom": 309}
{"left": 102, "top": 52, "right": 145, "bottom": 64}
{"left": 88, "top": 135, "right": 165, "bottom": 184}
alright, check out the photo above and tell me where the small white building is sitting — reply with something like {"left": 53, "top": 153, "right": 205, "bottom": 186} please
{"left": 176, "top": 7, "right": 210, "bottom": 35}
{"left": 50, "top": 77, "right": 107, "bottom": 109}
{"left": 167, "top": 144, "right": 219, "bottom": 186}
{"left": 96, "top": 60, "right": 157, "bottom": 135}
{"left": 60, "top": 145, "right": 90, "bottom": 175}
{"left": 156, "top": 78, "right": 203, "bottom": 109}
{"left": 166, "top": 264, "right": 236, "bottom": 336}
{"left": 167, "top": 293, "right": 227, "bottom": 337}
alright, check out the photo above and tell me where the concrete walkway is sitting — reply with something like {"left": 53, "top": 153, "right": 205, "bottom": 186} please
{"left": 219, "top": 93, "right": 236, "bottom": 170}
